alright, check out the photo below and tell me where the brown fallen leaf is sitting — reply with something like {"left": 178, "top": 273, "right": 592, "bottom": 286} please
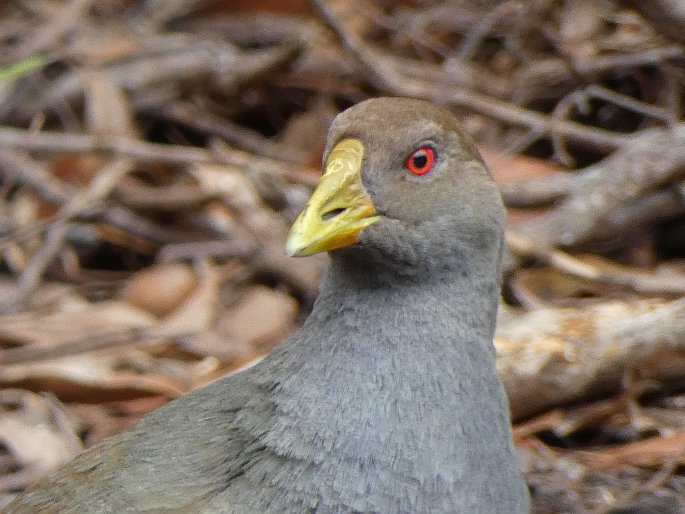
{"left": 185, "top": 285, "right": 298, "bottom": 369}
{"left": 0, "top": 390, "right": 82, "bottom": 491}
{"left": 480, "top": 146, "right": 562, "bottom": 184}
{"left": 122, "top": 263, "right": 199, "bottom": 318}
{"left": 0, "top": 299, "right": 157, "bottom": 353}
{"left": 479, "top": 146, "right": 562, "bottom": 224}
{"left": 0, "top": 351, "right": 190, "bottom": 402}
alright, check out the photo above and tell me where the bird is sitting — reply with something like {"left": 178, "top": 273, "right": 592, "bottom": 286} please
{"left": 6, "top": 97, "right": 530, "bottom": 513}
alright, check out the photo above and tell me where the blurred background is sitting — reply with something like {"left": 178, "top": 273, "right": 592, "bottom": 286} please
{"left": 2, "top": 1, "right": 685, "bottom": 512}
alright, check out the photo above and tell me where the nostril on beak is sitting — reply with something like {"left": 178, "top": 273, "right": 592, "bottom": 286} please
{"left": 322, "top": 208, "right": 346, "bottom": 221}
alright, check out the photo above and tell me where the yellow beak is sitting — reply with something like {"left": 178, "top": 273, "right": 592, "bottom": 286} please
{"left": 286, "top": 138, "right": 380, "bottom": 257}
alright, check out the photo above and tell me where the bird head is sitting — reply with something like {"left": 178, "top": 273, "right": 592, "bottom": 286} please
{"left": 286, "top": 97, "right": 504, "bottom": 271}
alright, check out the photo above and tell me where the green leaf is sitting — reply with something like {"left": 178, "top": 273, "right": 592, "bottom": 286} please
{"left": 0, "top": 55, "right": 47, "bottom": 81}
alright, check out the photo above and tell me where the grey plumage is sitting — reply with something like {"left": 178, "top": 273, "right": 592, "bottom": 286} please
{"left": 6, "top": 98, "right": 530, "bottom": 513}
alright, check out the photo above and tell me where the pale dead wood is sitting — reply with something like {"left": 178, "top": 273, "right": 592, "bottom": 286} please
{"left": 631, "top": 1, "right": 685, "bottom": 43}
{"left": 0, "top": 126, "right": 319, "bottom": 186}
{"left": 0, "top": 158, "right": 133, "bottom": 313}
{"left": 30, "top": 43, "right": 300, "bottom": 118}
{"left": 154, "top": 102, "right": 308, "bottom": 163}
{"left": 514, "top": 125, "right": 685, "bottom": 246}
{"left": 9, "top": 0, "right": 94, "bottom": 61}
{"left": 497, "top": 298, "right": 685, "bottom": 420}
{"left": 311, "top": 0, "right": 632, "bottom": 152}
{"left": 506, "top": 231, "right": 685, "bottom": 295}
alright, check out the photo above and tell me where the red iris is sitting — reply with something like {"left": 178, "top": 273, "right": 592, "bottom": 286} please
{"left": 406, "top": 146, "right": 436, "bottom": 175}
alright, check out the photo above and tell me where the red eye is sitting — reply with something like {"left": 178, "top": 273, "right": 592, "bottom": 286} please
{"left": 406, "top": 146, "right": 436, "bottom": 175}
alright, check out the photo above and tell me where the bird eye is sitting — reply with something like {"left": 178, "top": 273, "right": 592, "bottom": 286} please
{"left": 406, "top": 146, "right": 436, "bottom": 175}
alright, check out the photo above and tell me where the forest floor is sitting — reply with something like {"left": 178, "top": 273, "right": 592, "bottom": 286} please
{"left": 2, "top": 1, "right": 685, "bottom": 512}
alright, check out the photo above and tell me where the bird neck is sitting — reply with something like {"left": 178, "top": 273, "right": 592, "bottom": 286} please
{"left": 260, "top": 246, "right": 516, "bottom": 504}
{"left": 310, "top": 247, "right": 503, "bottom": 347}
